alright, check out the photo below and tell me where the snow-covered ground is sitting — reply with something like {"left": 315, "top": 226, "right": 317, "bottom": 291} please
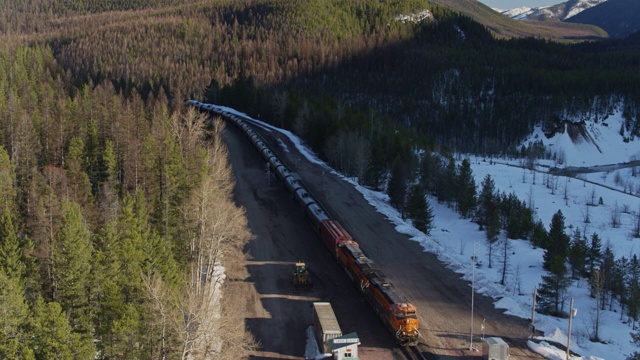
{"left": 204, "top": 102, "right": 640, "bottom": 359}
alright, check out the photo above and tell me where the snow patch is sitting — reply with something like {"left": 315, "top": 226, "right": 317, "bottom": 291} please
{"left": 393, "top": 10, "right": 433, "bottom": 24}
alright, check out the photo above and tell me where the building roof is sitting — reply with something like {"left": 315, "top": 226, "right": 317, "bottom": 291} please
{"left": 329, "top": 332, "right": 360, "bottom": 351}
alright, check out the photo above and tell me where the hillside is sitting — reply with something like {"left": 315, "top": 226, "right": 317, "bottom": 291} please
{"left": 565, "top": 0, "right": 640, "bottom": 38}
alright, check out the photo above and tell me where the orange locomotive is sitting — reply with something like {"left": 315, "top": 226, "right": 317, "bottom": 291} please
{"left": 318, "top": 220, "right": 420, "bottom": 345}
{"left": 336, "top": 240, "right": 420, "bottom": 345}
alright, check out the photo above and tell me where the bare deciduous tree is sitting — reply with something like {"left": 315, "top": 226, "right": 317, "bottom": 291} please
{"left": 610, "top": 201, "right": 621, "bottom": 228}
{"left": 590, "top": 268, "right": 606, "bottom": 342}
{"left": 178, "top": 117, "right": 255, "bottom": 359}
{"left": 500, "top": 237, "right": 512, "bottom": 286}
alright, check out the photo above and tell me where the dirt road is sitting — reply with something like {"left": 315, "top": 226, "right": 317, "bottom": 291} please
{"left": 222, "top": 118, "right": 543, "bottom": 360}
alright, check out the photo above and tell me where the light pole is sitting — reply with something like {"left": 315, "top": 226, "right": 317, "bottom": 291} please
{"left": 566, "top": 297, "right": 577, "bottom": 360}
{"left": 530, "top": 286, "right": 537, "bottom": 339}
{"left": 470, "top": 239, "right": 477, "bottom": 351}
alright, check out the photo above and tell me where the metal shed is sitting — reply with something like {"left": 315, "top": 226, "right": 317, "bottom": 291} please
{"left": 313, "top": 302, "right": 342, "bottom": 353}
{"left": 483, "top": 337, "right": 509, "bottom": 360}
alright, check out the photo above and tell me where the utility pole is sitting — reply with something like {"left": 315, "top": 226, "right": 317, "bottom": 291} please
{"left": 566, "top": 297, "right": 577, "bottom": 360}
{"left": 470, "top": 239, "right": 477, "bottom": 351}
{"left": 530, "top": 286, "right": 537, "bottom": 339}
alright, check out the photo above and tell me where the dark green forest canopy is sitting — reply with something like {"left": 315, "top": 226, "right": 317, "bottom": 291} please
{"left": 2, "top": 0, "right": 638, "bottom": 158}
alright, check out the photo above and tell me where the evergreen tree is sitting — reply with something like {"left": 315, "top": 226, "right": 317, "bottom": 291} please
{"left": 387, "top": 156, "right": 409, "bottom": 217}
{"left": 538, "top": 255, "right": 572, "bottom": 316}
{"left": 456, "top": 158, "right": 476, "bottom": 218}
{"left": 65, "top": 137, "right": 92, "bottom": 207}
{"left": 406, "top": 183, "right": 434, "bottom": 235}
{"left": 600, "top": 243, "right": 616, "bottom": 310}
{"left": 0, "top": 207, "right": 24, "bottom": 279}
{"left": 587, "top": 232, "right": 603, "bottom": 275}
{"left": 543, "top": 210, "right": 570, "bottom": 270}
{"left": 363, "top": 139, "right": 386, "bottom": 190}
{"left": 568, "top": 228, "right": 588, "bottom": 279}
{"left": 506, "top": 198, "right": 534, "bottom": 240}
{"left": 0, "top": 146, "right": 16, "bottom": 212}
{"left": 52, "top": 200, "right": 94, "bottom": 337}
{"left": 0, "top": 270, "right": 33, "bottom": 359}
{"left": 627, "top": 255, "right": 640, "bottom": 329}
{"left": 613, "top": 256, "right": 629, "bottom": 320}
{"left": 102, "top": 139, "right": 118, "bottom": 188}
{"left": 435, "top": 156, "right": 456, "bottom": 204}
{"left": 28, "top": 297, "right": 94, "bottom": 359}
{"left": 477, "top": 174, "right": 496, "bottom": 227}
{"left": 531, "top": 220, "right": 548, "bottom": 249}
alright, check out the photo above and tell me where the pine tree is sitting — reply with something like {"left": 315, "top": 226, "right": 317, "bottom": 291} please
{"left": 387, "top": 156, "right": 409, "bottom": 217}
{"left": 406, "top": 183, "right": 434, "bottom": 235}
{"left": 587, "top": 232, "right": 603, "bottom": 280}
{"left": 568, "top": 228, "right": 588, "bottom": 279}
{"left": 538, "top": 255, "right": 572, "bottom": 316}
{"left": 436, "top": 156, "right": 456, "bottom": 204}
{"left": 0, "top": 146, "right": 16, "bottom": 212}
{"left": 543, "top": 210, "right": 570, "bottom": 270}
{"left": 65, "top": 137, "right": 92, "bottom": 207}
{"left": 102, "top": 139, "right": 118, "bottom": 188}
{"left": 477, "top": 174, "right": 496, "bottom": 227}
{"left": 613, "top": 256, "right": 629, "bottom": 320}
{"left": 363, "top": 138, "right": 386, "bottom": 190}
{"left": 0, "top": 207, "right": 24, "bottom": 279}
{"left": 531, "top": 220, "right": 548, "bottom": 249}
{"left": 627, "top": 255, "right": 640, "bottom": 329}
{"left": 52, "top": 200, "right": 94, "bottom": 338}
{"left": 600, "top": 243, "right": 616, "bottom": 310}
{"left": 0, "top": 270, "right": 33, "bottom": 359}
{"left": 456, "top": 158, "right": 476, "bottom": 218}
{"left": 28, "top": 297, "right": 94, "bottom": 359}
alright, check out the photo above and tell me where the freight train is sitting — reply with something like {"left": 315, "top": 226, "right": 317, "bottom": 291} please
{"left": 187, "top": 100, "right": 420, "bottom": 346}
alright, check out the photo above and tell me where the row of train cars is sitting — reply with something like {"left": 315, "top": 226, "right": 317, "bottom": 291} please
{"left": 187, "top": 100, "right": 421, "bottom": 346}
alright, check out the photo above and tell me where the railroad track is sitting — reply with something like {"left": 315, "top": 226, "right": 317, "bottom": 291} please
{"left": 400, "top": 343, "right": 436, "bottom": 360}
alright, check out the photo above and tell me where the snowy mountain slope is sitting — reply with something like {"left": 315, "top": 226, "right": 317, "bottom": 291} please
{"left": 523, "top": 110, "right": 640, "bottom": 167}
{"left": 501, "top": 0, "right": 607, "bottom": 21}
{"left": 566, "top": 0, "right": 640, "bottom": 39}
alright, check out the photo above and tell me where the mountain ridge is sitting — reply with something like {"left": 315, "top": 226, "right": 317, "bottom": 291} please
{"left": 565, "top": 0, "right": 640, "bottom": 38}
{"left": 500, "top": 0, "right": 606, "bottom": 21}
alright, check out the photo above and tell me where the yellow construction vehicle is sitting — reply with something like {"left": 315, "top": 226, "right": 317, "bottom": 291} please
{"left": 293, "top": 261, "right": 313, "bottom": 291}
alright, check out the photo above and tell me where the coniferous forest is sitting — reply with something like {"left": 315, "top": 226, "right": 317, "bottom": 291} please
{"left": 1, "top": 0, "right": 640, "bottom": 358}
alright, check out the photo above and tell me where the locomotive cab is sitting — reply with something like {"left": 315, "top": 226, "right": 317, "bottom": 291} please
{"left": 390, "top": 302, "right": 420, "bottom": 345}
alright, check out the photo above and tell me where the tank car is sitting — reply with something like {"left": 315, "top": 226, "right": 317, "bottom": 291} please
{"left": 305, "top": 203, "right": 330, "bottom": 234}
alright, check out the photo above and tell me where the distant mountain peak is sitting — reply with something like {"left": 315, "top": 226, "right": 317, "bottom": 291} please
{"left": 501, "top": 0, "right": 607, "bottom": 21}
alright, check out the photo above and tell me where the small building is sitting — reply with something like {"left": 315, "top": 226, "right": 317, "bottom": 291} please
{"left": 483, "top": 337, "right": 509, "bottom": 360}
{"left": 328, "top": 332, "right": 360, "bottom": 360}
